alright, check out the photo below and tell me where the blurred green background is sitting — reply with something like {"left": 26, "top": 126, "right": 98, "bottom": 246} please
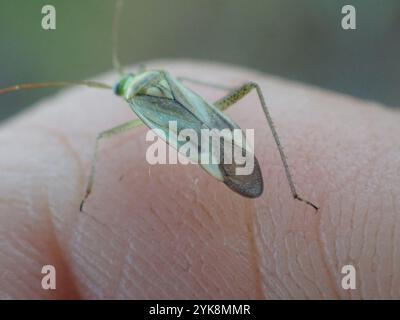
{"left": 0, "top": 0, "right": 399, "bottom": 121}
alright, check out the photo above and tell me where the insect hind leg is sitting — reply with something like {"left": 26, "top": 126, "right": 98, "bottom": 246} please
{"left": 214, "top": 82, "right": 319, "bottom": 211}
{"left": 80, "top": 119, "right": 143, "bottom": 212}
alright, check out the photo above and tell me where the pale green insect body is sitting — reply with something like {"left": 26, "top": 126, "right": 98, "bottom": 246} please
{"left": 113, "top": 70, "right": 264, "bottom": 198}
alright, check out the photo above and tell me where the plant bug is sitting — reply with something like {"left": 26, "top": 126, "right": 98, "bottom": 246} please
{"left": 0, "top": 0, "right": 318, "bottom": 211}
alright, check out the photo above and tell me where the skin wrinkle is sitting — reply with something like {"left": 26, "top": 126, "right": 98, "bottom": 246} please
{"left": 382, "top": 155, "right": 398, "bottom": 299}
{"left": 106, "top": 233, "right": 132, "bottom": 299}
{"left": 72, "top": 222, "right": 133, "bottom": 297}
{"left": 1, "top": 241, "right": 35, "bottom": 297}
{"left": 184, "top": 251, "right": 206, "bottom": 299}
{"left": 193, "top": 194, "right": 217, "bottom": 230}
{"left": 348, "top": 183, "right": 360, "bottom": 265}
{"left": 383, "top": 202, "right": 395, "bottom": 299}
{"left": 1, "top": 133, "right": 80, "bottom": 298}
{"left": 358, "top": 205, "right": 370, "bottom": 300}
{"left": 350, "top": 190, "right": 362, "bottom": 298}
{"left": 282, "top": 236, "right": 304, "bottom": 297}
{"left": 363, "top": 202, "right": 377, "bottom": 299}
{"left": 142, "top": 207, "right": 200, "bottom": 296}
{"left": 275, "top": 170, "right": 287, "bottom": 214}
{"left": 3, "top": 179, "right": 79, "bottom": 298}
{"left": 256, "top": 115, "right": 338, "bottom": 295}
{"left": 371, "top": 203, "right": 386, "bottom": 297}
{"left": 121, "top": 246, "right": 168, "bottom": 298}
{"left": 355, "top": 191, "right": 368, "bottom": 265}
{"left": 73, "top": 243, "right": 107, "bottom": 291}
{"left": 374, "top": 212, "right": 383, "bottom": 298}
{"left": 31, "top": 125, "right": 85, "bottom": 242}
{"left": 291, "top": 232, "right": 323, "bottom": 299}
{"left": 228, "top": 201, "right": 263, "bottom": 297}
{"left": 0, "top": 264, "right": 27, "bottom": 297}
{"left": 278, "top": 181, "right": 338, "bottom": 298}
{"left": 130, "top": 200, "right": 210, "bottom": 299}
{"left": 200, "top": 251, "right": 235, "bottom": 298}
{"left": 119, "top": 260, "right": 148, "bottom": 299}
{"left": 203, "top": 264, "right": 225, "bottom": 298}
{"left": 180, "top": 199, "right": 219, "bottom": 246}
{"left": 378, "top": 183, "right": 397, "bottom": 297}
{"left": 340, "top": 201, "right": 352, "bottom": 300}
{"left": 197, "top": 195, "right": 256, "bottom": 298}
{"left": 198, "top": 263, "right": 225, "bottom": 299}
{"left": 76, "top": 152, "right": 139, "bottom": 235}
{"left": 178, "top": 252, "right": 191, "bottom": 273}
{"left": 186, "top": 202, "right": 219, "bottom": 246}
{"left": 36, "top": 186, "right": 81, "bottom": 299}
{"left": 253, "top": 208, "right": 282, "bottom": 298}
{"left": 297, "top": 239, "right": 322, "bottom": 299}
{"left": 285, "top": 234, "right": 304, "bottom": 298}
{"left": 243, "top": 199, "right": 265, "bottom": 299}
{"left": 322, "top": 142, "right": 386, "bottom": 299}
{"left": 265, "top": 217, "right": 295, "bottom": 298}
{"left": 295, "top": 236, "right": 325, "bottom": 299}
{"left": 374, "top": 193, "right": 384, "bottom": 298}
{"left": 116, "top": 273, "right": 143, "bottom": 299}
{"left": 126, "top": 238, "right": 176, "bottom": 298}
{"left": 390, "top": 191, "right": 398, "bottom": 298}
{"left": 347, "top": 189, "right": 360, "bottom": 299}
{"left": 209, "top": 197, "right": 229, "bottom": 245}
{"left": 114, "top": 238, "right": 148, "bottom": 299}
{"left": 199, "top": 264, "right": 220, "bottom": 298}
{"left": 148, "top": 202, "right": 176, "bottom": 240}
{"left": 390, "top": 191, "right": 399, "bottom": 298}
{"left": 350, "top": 144, "right": 394, "bottom": 274}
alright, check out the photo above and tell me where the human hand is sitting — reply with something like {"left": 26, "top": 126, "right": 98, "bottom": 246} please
{"left": 0, "top": 60, "right": 399, "bottom": 299}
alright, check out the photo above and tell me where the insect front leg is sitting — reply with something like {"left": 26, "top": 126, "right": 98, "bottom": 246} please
{"left": 214, "top": 82, "right": 319, "bottom": 211}
{"left": 80, "top": 118, "right": 143, "bottom": 212}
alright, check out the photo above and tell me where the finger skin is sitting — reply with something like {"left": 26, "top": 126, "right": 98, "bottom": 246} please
{"left": 0, "top": 60, "right": 399, "bottom": 299}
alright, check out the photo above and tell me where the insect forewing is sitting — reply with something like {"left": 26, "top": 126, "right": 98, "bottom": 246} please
{"left": 128, "top": 71, "right": 263, "bottom": 198}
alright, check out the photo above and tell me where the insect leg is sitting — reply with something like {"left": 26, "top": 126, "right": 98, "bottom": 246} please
{"left": 0, "top": 81, "right": 111, "bottom": 95}
{"left": 214, "top": 82, "right": 318, "bottom": 211}
{"left": 80, "top": 118, "right": 143, "bottom": 212}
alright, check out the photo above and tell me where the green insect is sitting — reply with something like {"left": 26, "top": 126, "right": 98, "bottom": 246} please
{"left": 0, "top": 0, "right": 318, "bottom": 211}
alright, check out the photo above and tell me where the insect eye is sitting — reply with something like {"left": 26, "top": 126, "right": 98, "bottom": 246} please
{"left": 112, "top": 82, "right": 121, "bottom": 96}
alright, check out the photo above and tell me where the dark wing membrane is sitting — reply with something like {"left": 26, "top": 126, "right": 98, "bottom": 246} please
{"left": 219, "top": 147, "right": 264, "bottom": 198}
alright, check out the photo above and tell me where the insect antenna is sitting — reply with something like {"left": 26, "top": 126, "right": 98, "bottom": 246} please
{"left": 0, "top": 80, "right": 112, "bottom": 95}
{"left": 112, "top": 0, "right": 125, "bottom": 76}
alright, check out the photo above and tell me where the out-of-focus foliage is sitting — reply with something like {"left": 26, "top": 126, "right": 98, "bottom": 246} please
{"left": 1, "top": 0, "right": 399, "bottom": 120}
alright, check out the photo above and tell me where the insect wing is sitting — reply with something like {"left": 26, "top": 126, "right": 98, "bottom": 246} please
{"left": 129, "top": 73, "right": 263, "bottom": 197}
{"left": 164, "top": 73, "right": 263, "bottom": 197}
{"left": 128, "top": 95, "right": 224, "bottom": 180}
